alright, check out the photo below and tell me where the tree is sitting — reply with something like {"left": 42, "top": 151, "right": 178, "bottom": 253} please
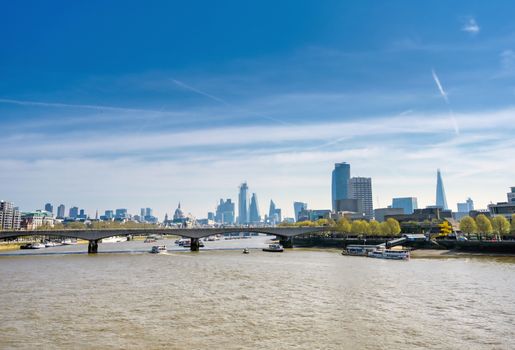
{"left": 475, "top": 214, "right": 493, "bottom": 238}
{"left": 336, "top": 218, "right": 351, "bottom": 233}
{"left": 380, "top": 221, "right": 391, "bottom": 235}
{"left": 369, "top": 220, "right": 381, "bottom": 236}
{"left": 351, "top": 220, "right": 369, "bottom": 235}
{"left": 459, "top": 216, "right": 477, "bottom": 236}
{"left": 491, "top": 216, "right": 510, "bottom": 238}
{"left": 385, "top": 218, "right": 401, "bottom": 236}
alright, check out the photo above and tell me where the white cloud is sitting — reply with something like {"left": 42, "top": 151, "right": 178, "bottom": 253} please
{"left": 462, "top": 18, "right": 480, "bottom": 35}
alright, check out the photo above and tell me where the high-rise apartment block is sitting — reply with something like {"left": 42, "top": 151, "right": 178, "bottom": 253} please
{"left": 349, "top": 177, "right": 373, "bottom": 219}
{"left": 57, "top": 204, "right": 65, "bottom": 219}
{"left": 0, "top": 201, "right": 21, "bottom": 230}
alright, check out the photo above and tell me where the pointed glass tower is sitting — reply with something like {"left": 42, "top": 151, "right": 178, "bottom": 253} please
{"left": 435, "top": 169, "right": 448, "bottom": 210}
{"left": 249, "top": 193, "right": 261, "bottom": 224}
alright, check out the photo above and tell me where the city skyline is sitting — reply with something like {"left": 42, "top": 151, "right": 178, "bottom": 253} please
{"left": 2, "top": 2, "right": 515, "bottom": 218}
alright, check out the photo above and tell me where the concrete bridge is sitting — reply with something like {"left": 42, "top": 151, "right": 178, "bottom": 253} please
{"left": 0, "top": 227, "right": 330, "bottom": 253}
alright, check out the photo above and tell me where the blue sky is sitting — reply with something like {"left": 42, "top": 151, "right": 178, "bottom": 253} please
{"left": 1, "top": 1, "right": 515, "bottom": 218}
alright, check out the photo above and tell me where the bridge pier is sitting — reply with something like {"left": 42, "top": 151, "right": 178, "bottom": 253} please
{"left": 88, "top": 239, "right": 99, "bottom": 254}
{"left": 190, "top": 237, "right": 200, "bottom": 251}
{"left": 279, "top": 236, "right": 293, "bottom": 248}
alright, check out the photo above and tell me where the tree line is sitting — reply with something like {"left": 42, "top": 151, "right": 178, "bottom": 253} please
{"left": 280, "top": 217, "right": 402, "bottom": 236}
{"left": 459, "top": 214, "right": 515, "bottom": 238}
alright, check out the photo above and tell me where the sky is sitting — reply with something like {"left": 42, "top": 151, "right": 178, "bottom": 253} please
{"left": 1, "top": 0, "right": 515, "bottom": 219}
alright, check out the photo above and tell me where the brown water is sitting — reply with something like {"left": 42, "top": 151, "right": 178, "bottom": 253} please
{"left": 1, "top": 242, "right": 514, "bottom": 349}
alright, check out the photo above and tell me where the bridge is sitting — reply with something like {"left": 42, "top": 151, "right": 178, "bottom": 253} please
{"left": 0, "top": 227, "right": 329, "bottom": 253}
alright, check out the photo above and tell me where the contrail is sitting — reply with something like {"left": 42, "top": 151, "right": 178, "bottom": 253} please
{"left": 431, "top": 69, "right": 459, "bottom": 135}
{"left": 0, "top": 98, "right": 168, "bottom": 114}
{"left": 171, "top": 78, "right": 291, "bottom": 125}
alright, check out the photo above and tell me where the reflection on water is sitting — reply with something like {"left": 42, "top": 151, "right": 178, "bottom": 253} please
{"left": 0, "top": 238, "right": 514, "bottom": 349}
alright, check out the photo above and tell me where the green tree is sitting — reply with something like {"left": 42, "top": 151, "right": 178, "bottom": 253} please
{"left": 336, "top": 218, "right": 351, "bottom": 233}
{"left": 351, "top": 220, "right": 369, "bottom": 235}
{"left": 475, "top": 214, "right": 493, "bottom": 239}
{"left": 459, "top": 216, "right": 477, "bottom": 236}
{"left": 491, "top": 216, "right": 510, "bottom": 238}
{"left": 385, "top": 218, "right": 401, "bottom": 236}
{"left": 369, "top": 220, "right": 381, "bottom": 236}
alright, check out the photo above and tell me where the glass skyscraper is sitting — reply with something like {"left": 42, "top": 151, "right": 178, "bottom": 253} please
{"left": 238, "top": 182, "right": 249, "bottom": 225}
{"left": 249, "top": 193, "right": 261, "bottom": 224}
{"left": 436, "top": 169, "right": 448, "bottom": 210}
{"left": 293, "top": 201, "right": 307, "bottom": 222}
{"left": 332, "top": 162, "right": 350, "bottom": 211}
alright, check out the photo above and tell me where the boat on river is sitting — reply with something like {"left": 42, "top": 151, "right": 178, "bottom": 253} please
{"left": 243, "top": 248, "right": 250, "bottom": 254}
{"left": 101, "top": 236, "right": 127, "bottom": 243}
{"left": 150, "top": 245, "right": 167, "bottom": 254}
{"left": 21, "top": 243, "right": 46, "bottom": 249}
{"left": 342, "top": 245, "right": 377, "bottom": 256}
{"left": 367, "top": 248, "right": 410, "bottom": 260}
{"left": 262, "top": 244, "right": 283, "bottom": 252}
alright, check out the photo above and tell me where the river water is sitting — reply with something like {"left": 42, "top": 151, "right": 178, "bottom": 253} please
{"left": 1, "top": 236, "right": 514, "bottom": 349}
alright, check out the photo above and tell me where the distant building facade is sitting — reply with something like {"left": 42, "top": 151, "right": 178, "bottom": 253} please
{"left": 268, "top": 200, "right": 282, "bottom": 225}
{"left": 44, "top": 203, "right": 53, "bottom": 214}
{"left": 488, "top": 187, "right": 515, "bottom": 219}
{"left": 249, "top": 193, "right": 261, "bottom": 224}
{"left": 57, "top": 204, "right": 65, "bottom": 219}
{"left": 391, "top": 197, "right": 418, "bottom": 214}
{"left": 21, "top": 210, "right": 54, "bottom": 230}
{"left": 349, "top": 177, "right": 373, "bottom": 219}
{"left": 0, "top": 201, "right": 21, "bottom": 230}
{"left": 215, "top": 199, "right": 235, "bottom": 224}
{"left": 293, "top": 201, "right": 307, "bottom": 222}
{"left": 332, "top": 162, "right": 350, "bottom": 211}
{"left": 374, "top": 208, "right": 404, "bottom": 222}
{"left": 69, "top": 206, "right": 79, "bottom": 219}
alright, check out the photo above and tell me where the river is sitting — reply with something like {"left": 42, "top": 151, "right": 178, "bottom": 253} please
{"left": 0, "top": 236, "right": 514, "bottom": 349}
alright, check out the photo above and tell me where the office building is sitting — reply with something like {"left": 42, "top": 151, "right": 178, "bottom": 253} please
{"left": 293, "top": 202, "right": 307, "bottom": 222}
{"left": 331, "top": 162, "right": 351, "bottom": 211}
{"left": 349, "top": 177, "right": 373, "bottom": 219}
{"left": 21, "top": 210, "right": 54, "bottom": 230}
{"left": 508, "top": 187, "right": 515, "bottom": 203}
{"left": 488, "top": 187, "right": 515, "bottom": 219}
{"left": 69, "top": 206, "right": 79, "bottom": 219}
{"left": 392, "top": 197, "right": 418, "bottom": 214}
{"left": 457, "top": 198, "right": 474, "bottom": 214}
{"left": 374, "top": 208, "right": 404, "bottom": 222}
{"left": 115, "top": 208, "right": 129, "bottom": 220}
{"left": 238, "top": 182, "right": 249, "bottom": 225}
{"left": 268, "top": 200, "right": 282, "bottom": 224}
{"left": 57, "top": 204, "right": 65, "bottom": 219}
{"left": 207, "top": 212, "right": 215, "bottom": 221}
{"left": 44, "top": 203, "right": 53, "bottom": 214}
{"left": 249, "top": 193, "right": 261, "bottom": 224}
{"left": 334, "top": 198, "right": 363, "bottom": 214}
{"left": 435, "top": 169, "right": 448, "bottom": 210}
{"left": 215, "top": 199, "right": 235, "bottom": 224}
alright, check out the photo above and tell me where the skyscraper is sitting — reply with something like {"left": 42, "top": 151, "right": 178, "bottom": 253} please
{"left": 249, "top": 193, "right": 261, "bottom": 224}
{"left": 392, "top": 197, "right": 418, "bottom": 214}
{"left": 293, "top": 202, "right": 307, "bottom": 222}
{"left": 57, "top": 204, "right": 65, "bottom": 219}
{"left": 238, "top": 182, "right": 249, "bottom": 225}
{"left": 215, "top": 199, "right": 235, "bottom": 224}
{"left": 268, "top": 200, "right": 282, "bottom": 224}
{"left": 44, "top": 203, "right": 53, "bottom": 214}
{"left": 435, "top": 169, "right": 448, "bottom": 210}
{"left": 0, "top": 201, "right": 21, "bottom": 230}
{"left": 69, "top": 206, "right": 79, "bottom": 219}
{"left": 349, "top": 177, "right": 373, "bottom": 219}
{"left": 332, "top": 162, "right": 350, "bottom": 211}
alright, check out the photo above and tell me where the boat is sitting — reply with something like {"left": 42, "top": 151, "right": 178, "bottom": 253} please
{"left": 44, "top": 241, "right": 59, "bottom": 247}
{"left": 150, "top": 245, "right": 167, "bottom": 254}
{"left": 342, "top": 245, "right": 377, "bottom": 256}
{"left": 367, "top": 248, "right": 410, "bottom": 260}
{"left": 23, "top": 243, "right": 46, "bottom": 249}
{"left": 144, "top": 237, "right": 157, "bottom": 243}
{"left": 101, "top": 236, "right": 128, "bottom": 243}
{"left": 61, "top": 239, "right": 77, "bottom": 245}
{"left": 243, "top": 248, "right": 250, "bottom": 254}
{"left": 262, "top": 244, "right": 284, "bottom": 252}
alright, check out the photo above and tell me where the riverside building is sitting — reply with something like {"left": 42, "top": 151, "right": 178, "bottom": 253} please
{"left": 0, "top": 200, "right": 21, "bottom": 230}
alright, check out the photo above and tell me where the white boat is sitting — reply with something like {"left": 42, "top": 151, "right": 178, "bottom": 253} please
{"left": 44, "top": 241, "right": 59, "bottom": 247}
{"left": 101, "top": 236, "right": 128, "bottom": 243}
{"left": 262, "top": 244, "right": 284, "bottom": 252}
{"left": 150, "top": 245, "right": 167, "bottom": 254}
{"left": 29, "top": 243, "right": 46, "bottom": 249}
{"left": 342, "top": 245, "right": 377, "bottom": 256}
{"left": 61, "top": 239, "right": 77, "bottom": 245}
{"left": 367, "top": 248, "right": 410, "bottom": 260}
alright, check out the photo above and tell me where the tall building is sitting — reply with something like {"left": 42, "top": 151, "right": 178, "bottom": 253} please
{"left": 331, "top": 162, "right": 351, "bottom": 211}
{"left": 249, "top": 193, "right": 261, "bottom": 224}
{"left": 238, "top": 182, "right": 249, "bottom": 225}
{"left": 392, "top": 197, "right": 418, "bottom": 214}
{"left": 44, "top": 203, "right": 53, "bottom": 214}
{"left": 508, "top": 187, "right": 515, "bottom": 203}
{"left": 140, "top": 208, "right": 145, "bottom": 217}
{"left": 69, "top": 206, "right": 79, "bottom": 219}
{"left": 293, "top": 201, "right": 307, "bottom": 222}
{"left": 268, "top": 200, "right": 282, "bottom": 224}
{"left": 215, "top": 199, "right": 235, "bottom": 224}
{"left": 115, "top": 208, "right": 128, "bottom": 220}
{"left": 349, "top": 177, "right": 373, "bottom": 219}
{"left": 0, "top": 201, "right": 21, "bottom": 230}
{"left": 57, "top": 204, "right": 65, "bottom": 219}
{"left": 145, "top": 208, "right": 153, "bottom": 217}
{"left": 435, "top": 169, "right": 448, "bottom": 210}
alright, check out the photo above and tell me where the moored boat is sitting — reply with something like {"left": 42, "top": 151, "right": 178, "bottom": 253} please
{"left": 262, "top": 244, "right": 283, "bottom": 252}
{"left": 101, "top": 236, "right": 128, "bottom": 243}
{"left": 342, "top": 245, "right": 377, "bottom": 256}
{"left": 367, "top": 248, "right": 410, "bottom": 260}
